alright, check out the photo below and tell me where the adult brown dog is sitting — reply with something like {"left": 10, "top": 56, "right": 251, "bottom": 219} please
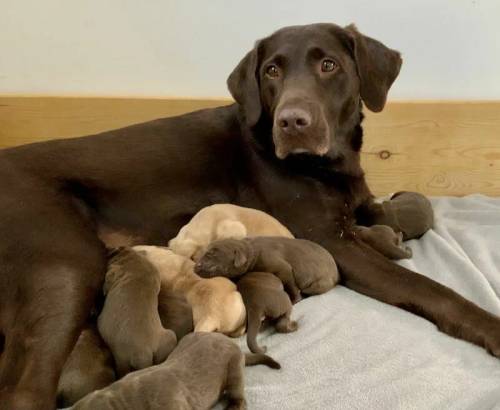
{"left": 1, "top": 23, "right": 499, "bottom": 409}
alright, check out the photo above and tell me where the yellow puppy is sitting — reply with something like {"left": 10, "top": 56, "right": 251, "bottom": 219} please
{"left": 168, "top": 204, "right": 294, "bottom": 261}
{"left": 133, "top": 246, "right": 246, "bottom": 336}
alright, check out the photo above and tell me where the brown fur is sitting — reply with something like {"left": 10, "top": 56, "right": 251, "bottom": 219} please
{"left": 1, "top": 23, "right": 499, "bottom": 409}
{"left": 72, "top": 332, "right": 279, "bottom": 410}
{"left": 237, "top": 272, "right": 297, "bottom": 354}
{"left": 353, "top": 224, "right": 412, "bottom": 259}
{"left": 196, "top": 237, "right": 339, "bottom": 303}
{"left": 357, "top": 191, "right": 434, "bottom": 241}
{"left": 56, "top": 325, "right": 115, "bottom": 408}
{"left": 157, "top": 288, "right": 194, "bottom": 341}
{"left": 97, "top": 248, "right": 177, "bottom": 376}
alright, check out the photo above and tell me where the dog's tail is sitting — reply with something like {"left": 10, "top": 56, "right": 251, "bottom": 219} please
{"left": 245, "top": 353, "right": 281, "bottom": 369}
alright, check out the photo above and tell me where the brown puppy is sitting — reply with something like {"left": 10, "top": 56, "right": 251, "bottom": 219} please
{"left": 56, "top": 325, "right": 115, "bottom": 407}
{"left": 98, "top": 248, "right": 177, "bottom": 376}
{"left": 72, "top": 332, "right": 280, "bottom": 410}
{"left": 237, "top": 272, "right": 297, "bottom": 354}
{"left": 157, "top": 288, "right": 194, "bottom": 341}
{"left": 354, "top": 224, "right": 412, "bottom": 260}
{"left": 196, "top": 237, "right": 339, "bottom": 303}
{"left": 363, "top": 192, "right": 434, "bottom": 241}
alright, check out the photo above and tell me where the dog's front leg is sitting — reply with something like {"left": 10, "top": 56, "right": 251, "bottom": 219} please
{"left": 325, "top": 237, "right": 500, "bottom": 358}
{"left": 0, "top": 244, "right": 106, "bottom": 410}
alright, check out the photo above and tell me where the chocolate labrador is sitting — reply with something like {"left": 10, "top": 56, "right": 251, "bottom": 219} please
{"left": 1, "top": 23, "right": 499, "bottom": 410}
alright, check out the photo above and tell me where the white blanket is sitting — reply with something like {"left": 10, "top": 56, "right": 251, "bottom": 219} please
{"left": 219, "top": 195, "right": 500, "bottom": 410}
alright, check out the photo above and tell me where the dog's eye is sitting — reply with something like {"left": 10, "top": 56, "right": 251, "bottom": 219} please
{"left": 321, "top": 59, "right": 338, "bottom": 72}
{"left": 265, "top": 65, "right": 280, "bottom": 78}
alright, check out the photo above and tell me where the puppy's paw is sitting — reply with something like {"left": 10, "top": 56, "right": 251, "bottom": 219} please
{"left": 403, "top": 246, "right": 413, "bottom": 258}
{"left": 276, "top": 318, "right": 298, "bottom": 333}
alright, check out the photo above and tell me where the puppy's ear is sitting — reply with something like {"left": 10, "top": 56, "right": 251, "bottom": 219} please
{"left": 233, "top": 248, "right": 248, "bottom": 269}
{"left": 227, "top": 43, "right": 262, "bottom": 127}
{"left": 344, "top": 24, "right": 402, "bottom": 112}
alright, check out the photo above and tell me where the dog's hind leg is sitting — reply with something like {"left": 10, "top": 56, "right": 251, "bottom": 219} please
{"left": 275, "top": 310, "right": 298, "bottom": 334}
{"left": 0, "top": 236, "right": 106, "bottom": 409}
{"left": 245, "top": 307, "right": 265, "bottom": 354}
{"left": 224, "top": 352, "right": 246, "bottom": 410}
{"left": 153, "top": 329, "right": 177, "bottom": 365}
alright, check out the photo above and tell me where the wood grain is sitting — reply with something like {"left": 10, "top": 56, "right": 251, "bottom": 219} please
{"left": 1, "top": 96, "right": 499, "bottom": 196}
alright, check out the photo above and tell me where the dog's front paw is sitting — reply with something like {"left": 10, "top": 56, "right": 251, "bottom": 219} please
{"left": 478, "top": 316, "right": 500, "bottom": 358}
{"left": 484, "top": 333, "right": 500, "bottom": 358}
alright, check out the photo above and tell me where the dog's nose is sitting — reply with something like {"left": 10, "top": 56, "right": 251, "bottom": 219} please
{"left": 277, "top": 108, "right": 311, "bottom": 134}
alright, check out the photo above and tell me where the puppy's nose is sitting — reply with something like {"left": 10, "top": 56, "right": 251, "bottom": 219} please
{"left": 277, "top": 108, "right": 311, "bottom": 134}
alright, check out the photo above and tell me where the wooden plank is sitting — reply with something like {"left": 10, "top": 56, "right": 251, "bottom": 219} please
{"left": 1, "top": 96, "right": 499, "bottom": 197}
{"left": 362, "top": 102, "right": 500, "bottom": 196}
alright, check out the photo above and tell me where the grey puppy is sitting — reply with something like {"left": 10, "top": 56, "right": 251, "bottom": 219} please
{"left": 72, "top": 332, "right": 280, "bottom": 410}
{"left": 98, "top": 247, "right": 177, "bottom": 376}
{"left": 157, "top": 287, "right": 194, "bottom": 341}
{"left": 237, "top": 272, "right": 297, "bottom": 354}
{"left": 354, "top": 224, "right": 412, "bottom": 259}
{"left": 196, "top": 237, "right": 339, "bottom": 303}
{"left": 56, "top": 325, "right": 116, "bottom": 407}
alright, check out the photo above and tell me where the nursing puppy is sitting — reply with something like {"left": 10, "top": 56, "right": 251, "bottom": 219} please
{"left": 134, "top": 246, "right": 246, "bottom": 336}
{"left": 354, "top": 225, "right": 412, "bottom": 259}
{"left": 157, "top": 288, "right": 194, "bottom": 341}
{"left": 168, "top": 204, "right": 294, "bottom": 261}
{"left": 196, "top": 237, "right": 339, "bottom": 303}
{"left": 237, "top": 272, "right": 297, "bottom": 354}
{"left": 56, "top": 325, "right": 116, "bottom": 407}
{"left": 98, "top": 248, "right": 177, "bottom": 376}
{"left": 371, "top": 191, "right": 434, "bottom": 241}
{"left": 72, "top": 332, "right": 280, "bottom": 410}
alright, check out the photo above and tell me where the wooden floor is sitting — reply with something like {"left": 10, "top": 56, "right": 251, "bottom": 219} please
{"left": 1, "top": 96, "right": 499, "bottom": 197}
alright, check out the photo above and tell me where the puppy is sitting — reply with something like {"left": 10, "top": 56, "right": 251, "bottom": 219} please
{"left": 98, "top": 247, "right": 177, "bottom": 376}
{"left": 56, "top": 325, "right": 115, "bottom": 407}
{"left": 72, "top": 332, "right": 280, "bottom": 410}
{"left": 168, "top": 203, "right": 294, "bottom": 261}
{"left": 134, "top": 246, "right": 246, "bottom": 336}
{"left": 376, "top": 191, "right": 434, "bottom": 240}
{"left": 354, "top": 224, "right": 412, "bottom": 259}
{"left": 196, "top": 237, "right": 339, "bottom": 303}
{"left": 237, "top": 272, "right": 297, "bottom": 354}
{"left": 157, "top": 288, "right": 194, "bottom": 341}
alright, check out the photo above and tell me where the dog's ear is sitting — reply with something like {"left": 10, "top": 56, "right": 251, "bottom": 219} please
{"left": 227, "top": 44, "right": 261, "bottom": 127}
{"left": 344, "top": 24, "right": 402, "bottom": 112}
{"left": 233, "top": 248, "right": 248, "bottom": 269}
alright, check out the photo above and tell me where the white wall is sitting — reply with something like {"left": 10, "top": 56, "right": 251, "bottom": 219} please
{"left": 1, "top": 0, "right": 499, "bottom": 99}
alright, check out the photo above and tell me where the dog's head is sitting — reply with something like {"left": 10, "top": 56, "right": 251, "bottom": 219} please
{"left": 194, "top": 239, "right": 252, "bottom": 279}
{"left": 228, "top": 23, "right": 401, "bottom": 169}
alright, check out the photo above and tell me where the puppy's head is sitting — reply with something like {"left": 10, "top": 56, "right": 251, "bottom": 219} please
{"left": 194, "top": 239, "right": 252, "bottom": 278}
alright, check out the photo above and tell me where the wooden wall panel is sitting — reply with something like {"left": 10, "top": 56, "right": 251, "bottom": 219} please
{"left": 1, "top": 96, "right": 499, "bottom": 196}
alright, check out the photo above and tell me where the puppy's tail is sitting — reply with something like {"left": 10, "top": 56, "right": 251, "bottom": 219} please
{"left": 245, "top": 353, "right": 281, "bottom": 369}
